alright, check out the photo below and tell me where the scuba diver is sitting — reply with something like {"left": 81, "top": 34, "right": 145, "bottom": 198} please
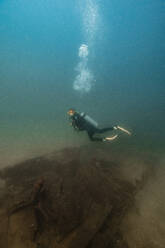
{"left": 67, "top": 109, "right": 131, "bottom": 142}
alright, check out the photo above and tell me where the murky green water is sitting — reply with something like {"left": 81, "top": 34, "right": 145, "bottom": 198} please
{"left": 0, "top": 0, "right": 164, "bottom": 167}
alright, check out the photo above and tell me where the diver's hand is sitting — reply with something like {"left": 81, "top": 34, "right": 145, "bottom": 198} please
{"left": 103, "top": 134, "right": 118, "bottom": 142}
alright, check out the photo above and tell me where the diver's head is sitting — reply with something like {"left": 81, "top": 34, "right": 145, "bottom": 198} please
{"left": 67, "top": 108, "right": 76, "bottom": 116}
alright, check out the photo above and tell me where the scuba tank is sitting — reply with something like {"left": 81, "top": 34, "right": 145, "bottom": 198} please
{"left": 80, "top": 112, "right": 98, "bottom": 128}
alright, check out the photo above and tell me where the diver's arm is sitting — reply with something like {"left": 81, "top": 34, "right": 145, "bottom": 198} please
{"left": 69, "top": 114, "right": 83, "bottom": 131}
{"left": 69, "top": 116, "right": 76, "bottom": 130}
{"left": 71, "top": 120, "right": 79, "bottom": 130}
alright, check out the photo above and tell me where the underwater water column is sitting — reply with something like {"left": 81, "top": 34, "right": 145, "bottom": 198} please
{"left": 73, "top": 0, "right": 99, "bottom": 94}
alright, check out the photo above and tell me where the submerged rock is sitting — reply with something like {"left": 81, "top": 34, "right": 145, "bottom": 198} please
{"left": 0, "top": 147, "right": 137, "bottom": 248}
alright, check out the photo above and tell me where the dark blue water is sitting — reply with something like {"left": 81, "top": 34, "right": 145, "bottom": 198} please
{"left": 0, "top": 0, "right": 165, "bottom": 166}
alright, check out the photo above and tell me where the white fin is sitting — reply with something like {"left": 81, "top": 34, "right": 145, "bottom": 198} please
{"left": 105, "top": 134, "right": 118, "bottom": 141}
{"left": 117, "top": 126, "right": 131, "bottom": 135}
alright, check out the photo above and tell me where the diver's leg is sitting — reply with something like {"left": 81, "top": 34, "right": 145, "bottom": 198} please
{"left": 87, "top": 131, "right": 103, "bottom": 142}
{"left": 96, "top": 127, "right": 114, "bottom": 134}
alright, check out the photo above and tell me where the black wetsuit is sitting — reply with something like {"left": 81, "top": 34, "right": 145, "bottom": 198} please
{"left": 70, "top": 112, "right": 114, "bottom": 142}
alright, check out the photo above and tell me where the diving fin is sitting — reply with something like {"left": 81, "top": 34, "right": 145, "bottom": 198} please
{"left": 117, "top": 125, "right": 131, "bottom": 135}
{"left": 104, "top": 134, "right": 118, "bottom": 141}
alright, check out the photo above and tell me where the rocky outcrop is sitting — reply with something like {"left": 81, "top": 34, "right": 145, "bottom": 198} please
{"left": 0, "top": 147, "right": 135, "bottom": 248}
